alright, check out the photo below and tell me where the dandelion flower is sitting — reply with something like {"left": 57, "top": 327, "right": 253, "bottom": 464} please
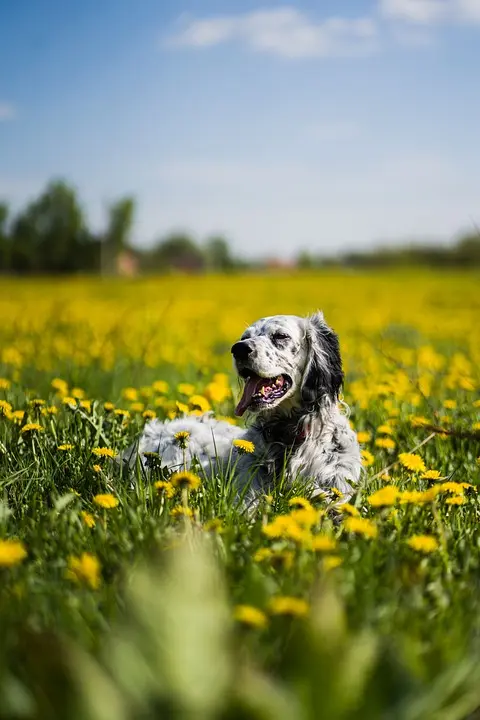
{"left": 104, "top": 402, "right": 115, "bottom": 411}
{"left": 170, "top": 506, "right": 194, "bottom": 518}
{"left": 143, "top": 410, "right": 155, "bottom": 420}
{"left": 344, "top": 517, "right": 378, "bottom": 539}
{"left": 0, "top": 539, "right": 27, "bottom": 567}
{"left": 0, "top": 400, "right": 13, "bottom": 416}
{"left": 122, "top": 387, "right": 138, "bottom": 402}
{"left": 21, "top": 423, "right": 44, "bottom": 434}
{"left": 29, "top": 398, "right": 45, "bottom": 407}
{"left": 288, "top": 497, "right": 313, "bottom": 510}
{"left": 311, "top": 535, "right": 337, "bottom": 552}
{"left": 177, "top": 383, "right": 195, "bottom": 396}
{"left": 234, "top": 605, "right": 268, "bottom": 629}
{"left": 375, "top": 437, "right": 396, "bottom": 450}
{"left": 57, "top": 444, "right": 74, "bottom": 451}
{"left": 93, "top": 494, "right": 119, "bottom": 509}
{"left": 407, "top": 535, "right": 439, "bottom": 553}
{"left": 174, "top": 430, "right": 191, "bottom": 448}
{"left": 377, "top": 424, "right": 394, "bottom": 435}
{"left": 170, "top": 471, "right": 201, "bottom": 490}
{"left": 445, "top": 495, "right": 465, "bottom": 505}
{"left": 233, "top": 439, "right": 255, "bottom": 454}
{"left": 398, "top": 453, "right": 426, "bottom": 473}
{"left": 92, "top": 464, "right": 102, "bottom": 473}
{"left": 92, "top": 447, "right": 116, "bottom": 459}
{"left": 338, "top": 503, "right": 360, "bottom": 517}
{"left": 357, "top": 431, "right": 371, "bottom": 443}
{"left": 81, "top": 511, "right": 96, "bottom": 528}
{"left": 188, "top": 394, "right": 211, "bottom": 413}
{"left": 62, "top": 396, "right": 77, "bottom": 407}
{"left": 421, "top": 470, "right": 444, "bottom": 480}
{"left": 153, "top": 480, "right": 175, "bottom": 498}
{"left": 262, "top": 516, "right": 310, "bottom": 544}
{"left": 323, "top": 555, "right": 343, "bottom": 571}
{"left": 153, "top": 380, "right": 169, "bottom": 394}
{"left": 367, "top": 485, "right": 399, "bottom": 507}
{"left": 0, "top": 378, "right": 11, "bottom": 390}
{"left": 203, "top": 518, "right": 224, "bottom": 533}
{"left": 268, "top": 596, "right": 309, "bottom": 618}
{"left": 253, "top": 548, "right": 273, "bottom": 562}
{"left": 443, "top": 399, "right": 456, "bottom": 410}
{"left": 361, "top": 450, "right": 375, "bottom": 467}
{"left": 66, "top": 553, "right": 101, "bottom": 589}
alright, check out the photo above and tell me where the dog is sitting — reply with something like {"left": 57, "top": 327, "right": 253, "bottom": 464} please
{"left": 121, "top": 312, "right": 361, "bottom": 506}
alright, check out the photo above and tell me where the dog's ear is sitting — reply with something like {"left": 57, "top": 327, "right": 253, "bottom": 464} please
{"left": 301, "top": 311, "right": 344, "bottom": 407}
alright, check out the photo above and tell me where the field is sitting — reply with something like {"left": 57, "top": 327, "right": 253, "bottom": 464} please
{"left": 0, "top": 271, "right": 479, "bottom": 720}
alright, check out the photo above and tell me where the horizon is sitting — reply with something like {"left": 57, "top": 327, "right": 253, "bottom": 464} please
{"left": 1, "top": 0, "right": 480, "bottom": 259}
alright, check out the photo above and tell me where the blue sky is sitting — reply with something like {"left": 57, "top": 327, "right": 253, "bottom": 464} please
{"left": 1, "top": 0, "right": 480, "bottom": 258}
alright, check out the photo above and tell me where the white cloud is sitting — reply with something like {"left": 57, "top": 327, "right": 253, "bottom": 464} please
{"left": 0, "top": 102, "right": 15, "bottom": 121}
{"left": 379, "top": 0, "right": 480, "bottom": 24}
{"left": 166, "top": 7, "right": 378, "bottom": 58}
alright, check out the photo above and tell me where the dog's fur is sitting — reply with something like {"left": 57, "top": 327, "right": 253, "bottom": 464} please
{"left": 121, "top": 312, "right": 361, "bottom": 505}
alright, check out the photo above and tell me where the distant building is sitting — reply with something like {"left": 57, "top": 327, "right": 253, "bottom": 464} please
{"left": 116, "top": 249, "right": 139, "bottom": 277}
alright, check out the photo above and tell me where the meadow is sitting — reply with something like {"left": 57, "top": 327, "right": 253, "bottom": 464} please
{"left": 0, "top": 270, "right": 479, "bottom": 720}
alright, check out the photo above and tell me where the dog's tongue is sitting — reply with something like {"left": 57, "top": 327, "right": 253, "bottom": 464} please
{"left": 235, "top": 376, "right": 261, "bottom": 417}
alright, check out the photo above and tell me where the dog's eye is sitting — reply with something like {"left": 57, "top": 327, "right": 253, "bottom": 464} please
{"left": 272, "top": 332, "right": 290, "bottom": 343}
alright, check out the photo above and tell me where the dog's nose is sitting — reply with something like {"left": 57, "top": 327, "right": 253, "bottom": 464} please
{"left": 231, "top": 341, "right": 252, "bottom": 361}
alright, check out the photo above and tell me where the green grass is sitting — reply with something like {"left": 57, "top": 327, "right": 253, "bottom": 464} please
{"left": 0, "top": 353, "right": 479, "bottom": 720}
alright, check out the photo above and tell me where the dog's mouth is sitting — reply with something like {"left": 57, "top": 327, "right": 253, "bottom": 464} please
{"left": 235, "top": 372, "right": 292, "bottom": 417}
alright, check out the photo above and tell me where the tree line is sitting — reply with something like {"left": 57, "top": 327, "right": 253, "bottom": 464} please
{"left": 0, "top": 180, "right": 244, "bottom": 275}
{"left": 1, "top": 179, "right": 479, "bottom": 274}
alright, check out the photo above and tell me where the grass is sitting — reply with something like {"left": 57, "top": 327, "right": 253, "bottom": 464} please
{"left": 0, "top": 270, "right": 479, "bottom": 719}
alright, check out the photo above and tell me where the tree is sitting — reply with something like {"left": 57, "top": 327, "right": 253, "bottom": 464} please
{"left": 0, "top": 202, "right": 9, "bottom": 271}
{"left": 204, "top": 236, "right": 235, "bottom": 271}
{"left": 102, "top": 197, "right": 136, "bottom": 273}
{"left": 147, "top": 234, "right": 205, "bottom": 273}
{"left": 9, "top": 180, "right": 90, "bottom": 273}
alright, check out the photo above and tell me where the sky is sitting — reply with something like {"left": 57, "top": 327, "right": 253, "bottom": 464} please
{"left": 1, "top": 0, "right": 480, "bottom": 259}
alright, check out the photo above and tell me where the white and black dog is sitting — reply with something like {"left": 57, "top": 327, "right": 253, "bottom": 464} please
{"left": 121, "top": 312, "right": 361, "bottom": 504}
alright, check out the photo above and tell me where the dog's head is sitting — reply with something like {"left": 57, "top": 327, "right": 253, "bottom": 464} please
{"left": 231, "top": 312, "right": 344, "bottom": 417}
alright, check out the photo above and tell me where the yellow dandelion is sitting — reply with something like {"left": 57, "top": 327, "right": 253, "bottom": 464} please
{"left": 288, "top": 497, "right": 313, "bottom": 510}
{"left": 234, "top": 605, "right": 268, "bottom": 629}
{"left": 93, "top": 494, "right": 119, "bottom": 509}
{"left": 344, "top": 517, "right": 378, "bottom": 539}
{"left": 443, "top": 399, "right": 457, "bottom": 410}
{"left": 407, "top": 535, "right": 439, "bottom": 553}
{"left": 153, "top": 380, "right": 169, "bottom": 394}
{"left": 29, "top": 398, "right": 45, "bottom": 407}
{"left": 375, "top": 437, "right": 396, "bottom": 450}
{"left": 421, "top": 470, "right": 444, "bottom": 480}
{"left": 122, "top": 387, "right": 138, "bottom": 402}
{"left": 356, "top": 431, "right": 371, "bottom": 443}
{"left": 0, "top": 539, "right": 27, "bottom": 567}
{"left": 338, "top": 503, "right": 360, "bottom": 517}
{"left": 311, "top": 535, "right": 337, "bottom": 552}
{"left": 323, "top": 555, "right": 343, "bottom": 571}
{"left": 361, "top": 450, "right": 375, "bottom": 467}
{"left": 92, "top": 464, "right": 102, "bottom": 473}
{"left": 43, "top": 405, "right": 58, "bottom": 415}
{"left": 66, "top": 553, "right": 101, "bottom": 589}
{"left": 143, "top": 409, "right": 155, "bottom": 420}
{"left": 289, "top": 506, "right": 322, "bottom": 527}
{"left": 439, "top": 481, "right": 472, "bottom": 494}
{"left": 398, "top": 453, "right": 426, "bottom": 473}
{"left": 51, "top": 378, "right": 68, "bottom": 394}
{"left": 188, "top": 394, "right": 211, "bottom": 413}
{"left": 57, "top": 444, "right": 74, "bottom": 451}
{"left": 114, "top": 408, "right": 130, "bottom": 419}
{"left": 0, "top": 378, "right": 12, "bottom": 390}
{"left": 410, "top": 416, "right": 430, "bottom": 427}
{"left": 104, "top": 401, "right": 115, "bottom": 411}
{"left": 91, "top": 447, "right": 116, "bottom": 459}
{"left": 71, "top": 388, "right": 85, "bottom": 400}
{"left": 21, "top": 423, "right": 44, "bottom": 434}
{"left": 233, "top": 439, "right": 255, "bottom": 454}
{"left": 377, "top": 424, "right": 394, "bottom": 435}
{"left": 177, "top": 383, "right": 195, "bottom": 396}
{"left": 174, "top": 430, "right": 191, "bottom": 448}
{"left": 445, "top": 495, "right": 465, "bottom": 505}
{"left": 130, "top": 402, "right": 144, "bottom": 413}
{"left": 170, "top": 506, "right": 194, "bottom": 518}
{"left": 175, "top": 401, "right": 189, "bottom": 415}
{"left": 268, "top": 596, "right": 309, "bottom": 618}
{"left": 153, "top": 480, "right": 176, "bottom": 499}
{"left": 203, "top": 518, "right": 225, "bottom": 533}
{"left": 62, "top": 396, "right": 77, "bottom": 407}
{"left": 170, "top": 471, "right": 201, "bottom": 490}
{"left": 262, "top": 515, "right": 310, "bottom": 544}
{"left": 81, "top": 511, "right": 96, "bottom": 528}
{"left": 253, "top": 548, "right": 273, "bottom": 562}
{"left": 399, "top": 488, "right": 440, "bottom": 504}
{"left": 367, "top": 485, "right": 399, "bottom": 507}
{"left": 0, "top": 400, "right": 13, "bottom": 415}
{"left": 472, "top": 422, "right": 480, "bottom": 432}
